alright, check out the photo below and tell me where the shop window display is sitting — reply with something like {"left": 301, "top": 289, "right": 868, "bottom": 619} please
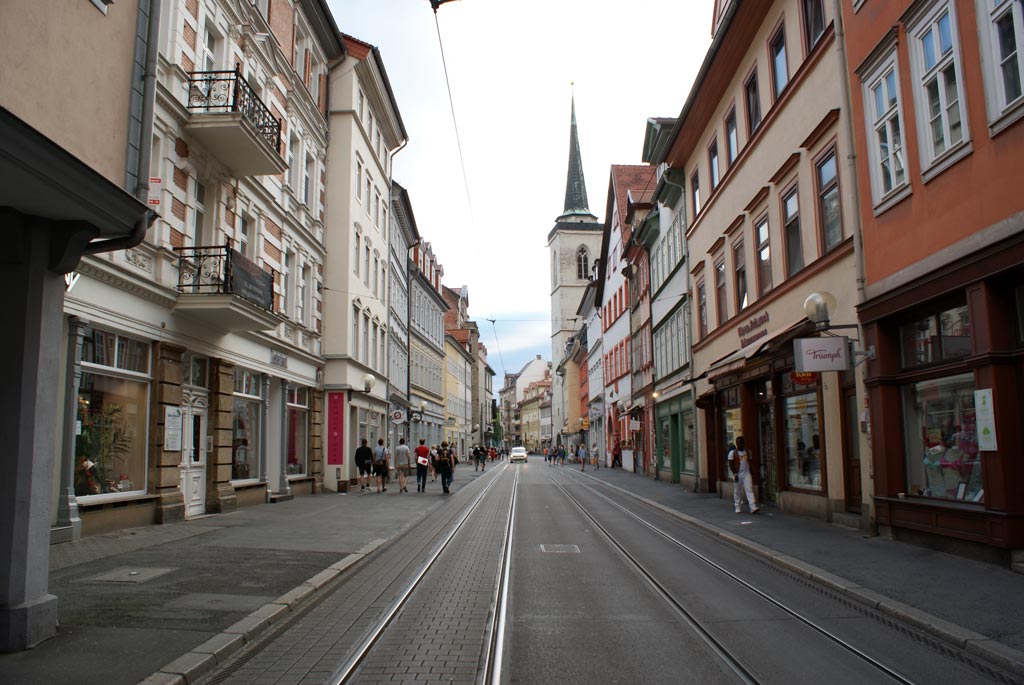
{"left": 782, "top": 373, "right": 822, "bottom": 491}
{"left": 902, "top": 373, "right": 981, "bottom": 501}
{"left": 232, "top": 369, "right": 262, "bottom": 480}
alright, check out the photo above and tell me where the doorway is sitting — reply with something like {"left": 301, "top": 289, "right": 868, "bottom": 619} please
{"left": 758, "top": 402, "right": 777, "bottom": 504}
{"left": 842, "top": 388, "right": 862, "bottom": 513}
{"left": 180, "top": 392, "right": 208, "bottom": 518}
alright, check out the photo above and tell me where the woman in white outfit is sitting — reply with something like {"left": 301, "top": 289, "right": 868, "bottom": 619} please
{"left": 729, "top": 436, "right": 760, "bottom": 514}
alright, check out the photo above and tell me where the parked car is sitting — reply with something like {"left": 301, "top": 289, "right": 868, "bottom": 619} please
{"left": 510, "top": 447, "right": 528, "bottom": 463}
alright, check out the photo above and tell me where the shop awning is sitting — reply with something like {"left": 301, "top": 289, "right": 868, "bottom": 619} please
{"left": 707, "top": 318, "right": 813, "bottom": 382}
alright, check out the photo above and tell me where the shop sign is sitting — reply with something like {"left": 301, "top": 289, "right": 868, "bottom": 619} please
{"left": 164, "top": 406, "right": 183, "bottom": 452}
{"left": 445, "top": 416, "right": 457, "bottom": 427}
{"left": 582, "top": 417, "right": 590, "bottom": 429}
{"left": 629, "top": 418, "right": 641, "bottom": 431}
{"left": 230, "top": 248, "right": 274, "bottom": 310}
{"left": 794, "top": 337, "right": 849, "bottom": 372}
{"left": 391, "top": 410, "right": 407, "bottom": 424}
{"left": 974, "top": 389, "right": 998, "bottom": 451}
{"left": 409, "top": 411, "right": 423, "bottom": 423}
{"left": 790, "top": 371, "right": 819, "bottom": 386}
{"left": 270, "top": 350, "right": 288, "bottom": 368}
{"left": 737, "top": 311, "right": 770, "bottom": 347}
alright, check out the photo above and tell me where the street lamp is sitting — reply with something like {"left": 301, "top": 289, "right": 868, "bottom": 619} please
{"left": 803, "top": 291, "right": 838, "bottom": 331}
{"left": 362, "top": 373, "right": 377, "bottom": 392}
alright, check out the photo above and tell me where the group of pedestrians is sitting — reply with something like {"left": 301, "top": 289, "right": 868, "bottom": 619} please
{"left": 354, "top": 437, "right": 463, "bottom": 495}
{"left": 471, "top": 445, "right": 498, "bottom": 471}
{"left": 543, "top": 443, "right": 602, "bottom": 471}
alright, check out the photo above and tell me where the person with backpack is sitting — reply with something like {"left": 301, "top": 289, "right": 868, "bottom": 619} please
{"left": 372, "top": 438, "right": 390, "bottom": 493}
{"left": 577, "top": 443, "right": 588, "bottom": 472}
{"left": 433, "top": 441, "right": 454, "bottom": 494}
{"left": 414, "top": 439, "right": 431, "bottom": 493}
{"left": 354, "top": 438, "right": 374, "bottom": 492}
{"left": 729, "top": 436, "right": 760, "bottom": 514}
{"left": 393, "top": 437, "right": 412, "bottom": 493}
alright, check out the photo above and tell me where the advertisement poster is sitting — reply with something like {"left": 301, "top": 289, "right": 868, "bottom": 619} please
{"left": 164, "top": 406, "right": 182, "bottom": 452}
{"left": 974, "top": 388, "right": 998, "bottom": 451}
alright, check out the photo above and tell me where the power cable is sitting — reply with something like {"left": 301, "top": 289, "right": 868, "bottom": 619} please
{"left": 485, "top": 317, "right": 506, "bottom": 378}
{"left": 431, "top": 4, "right": 474, "bottom": 226}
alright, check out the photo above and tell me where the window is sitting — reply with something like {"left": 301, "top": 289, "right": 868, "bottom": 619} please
{"left": 781, "top": 373, "right": 822, "bottom": 491}
{"left": 863, "top": 53, "right": 908, "bottom": 202}
{"left": 372, "top": 323, "right": 379, "bottom": 369}
{"left": 902, "top": 373, "right": 981, "bottom": 502}
{"left": 816, "top": 149, "right": 842, "bottom": 251}
{"left": 286, "top": 133, "right": 299, "bottom": 188}
{"left": 365, "top": 174, "right": 372, "bottom": 208}
{"left": 362, "top": 313, "right": 370, "bottom": 364}
{"left": 355, "top": 158, "right": 363, "bottom": 201}
{"left": 374, "top": 188, "right": 381, "bottom": 226}
{"left": 286, "top": 387, "right": 309, "bottom": 476}
{"left": 803, "top": 0, "right": 826, "bottom": 51}
{"left": 709, "top": 139, "right": 721, "bottom": 191}
{"left": 352, "top": 305, "right": 360, "bottom": 356}
{"left": 577, "top": 246, "right": 589, "bottom": 280}
{"left": 357, "top": 89, "right": 365, "bottom": 121}
{"left": 193, "top": 180, "right": 209, "bottom": 245}
{"left": 756, "top": 215, "right": 772, "bottom": 294}
{"left": 364, "top": 245, "right": 370, "bottom": 286}
{"left": 353, "top": 231, "right": 361, "bottom": 276}
{"left": 899, "top": 303, "right": 971, "bottom": 367}
{"left": 726, "top": 109, "right": 739, "bottom": 166}
{"left": 771, "top": 26, "right": 789, "bottom": 99}
{"left": 733, "top": 241, "right": 748, "bottom": 311}
{"left": 697, "top": 280, "right": 708, "bottom": 339}
{"left": 238, "top": 213, "right": 254, "bottom": 259}
{"left": 908, "top": 2, "right": 968, "bottom": 165}
{"left": 783, "top": 188, "right": 803, "bottom": 277}
{"left": 200, "top": 22, "right": 220, "bottom": 72}
{"left": 978, "top": 0, "right": 1024, "bottom": 121}
{"left": 691, "top": 171, "right": 701, "bottom": 217}
{"left": 296, "top": 263, "right": 308, "bottom": 325}
{"left": 76, "top": 327, "right": 151, "bottom": 497}
{"left": 232, "top": 368, "right": 262, "bottom": 481}
{"left": 303, "top": 156, "right": 314, "bottom": 205}
{"left": 373, "top": 253, "right": 380, "bottom": 297}
{"left": 715, "top": 259, "right": 728, "bottom": 325}
{"left": 745, "top": 70, "right": 762, "bottom": 135}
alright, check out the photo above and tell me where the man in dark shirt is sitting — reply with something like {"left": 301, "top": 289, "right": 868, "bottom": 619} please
{"left": 354, "top": 438, "right": 373, "bottom": 492}
{"left": 434, "top": 441, "right": 454, "bottom": 494}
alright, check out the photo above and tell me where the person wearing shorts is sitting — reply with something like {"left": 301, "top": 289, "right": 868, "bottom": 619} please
{"left": 394, "top": 437, "right": 411, "bottom": 493}
{"left": 355, "top": 438, "right": 373, "bottom": 491}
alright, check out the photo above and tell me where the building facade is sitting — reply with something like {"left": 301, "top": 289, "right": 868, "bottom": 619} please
{"left": 843, "top": 0, "right": 1024, "bottom": 559}
{"left": 659, "top": 0, "right": 867, "bottom": 523}
{"left": 323, "top": 32, "right": 406, "bottom": 489}
{"left": 408, "top": 243, "right": 447, "bottom": 450}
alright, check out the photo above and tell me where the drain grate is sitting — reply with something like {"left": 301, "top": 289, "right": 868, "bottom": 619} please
{"left": 539, "top": 544, "right": 581, "bottom": 554}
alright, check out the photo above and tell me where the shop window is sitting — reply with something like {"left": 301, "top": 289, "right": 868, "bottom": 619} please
{"left": 76, "top": 329, "right": 151, "bottom": 498}
{"left": 902, "top": 373, "right": 981, "bottom": 501}
{"left": 287, "top": 387, "right": 309, "bottom": 476}
{"left": 232, "top": 368, "right": 263, "bottom": 480}
{"left": 781, "top": 372, "right": 822, "bottom": 491}
{"left": 899, "top": 303, "right": 971, "bottom": 367}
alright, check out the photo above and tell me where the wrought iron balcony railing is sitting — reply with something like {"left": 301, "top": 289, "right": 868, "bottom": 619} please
{"left": 186, "top": 68, "right": 282, "bottom": 153}
{"left": 176, "top": 244, "right": 275, "bottom": 312}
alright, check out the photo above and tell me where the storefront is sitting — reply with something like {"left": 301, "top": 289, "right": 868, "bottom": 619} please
{"left": 654, "top": 393, "right": 695, "bottom": 485}
{"left": 860, "top": 257, "right": 1024, "bottom": 561}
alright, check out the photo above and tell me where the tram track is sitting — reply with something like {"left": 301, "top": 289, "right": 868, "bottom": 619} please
{"left": 547, "top": 469, "right": 918, "bottom": 685}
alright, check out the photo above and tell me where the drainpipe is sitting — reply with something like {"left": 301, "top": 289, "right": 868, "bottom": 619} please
{"left": 385, "top": 137, "right": 409, "bottom": 446}
{"left": 84, "top": 0, "right": 161, "bottom": 255}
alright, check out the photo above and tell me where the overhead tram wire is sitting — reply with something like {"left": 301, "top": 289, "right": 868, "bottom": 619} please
{"left": 430, "top": 1, "right": 474, "bottom": 226}
{"left": 485, "top": 317, "right": 506, "bottom": 378}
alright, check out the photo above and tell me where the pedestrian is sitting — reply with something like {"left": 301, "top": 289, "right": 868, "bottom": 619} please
{"left": 414, "top": 439, "right": 431, "bottom": 492}
{"left": 592, "top": 443, "right": 600, "bottom": 470}
{"left": 430, "top": 445, "right": 438, "bottom": 481}
{"left": 355, "top": 438, "right": 373, "bottom": 492}
{"left": 394, "top": 437, "right": 411, "bottom": 493}
{"left": 372, "top": 438, "right": 390, "bottom": 493}
{"left": 560, "top": 445, "right": 566, "bottom": 466}
{"left": 612, "top": 442, "right": 622, "bottom": 468}
{"left": 489, "top": 446, "right": 497, "bottom": 463}
{"left": 729, "top": 436, "right": 760, "bottom": 514}
{"left": 577, "top": 443, "right": 588, "bottom": 472}
{"left": 434, "top": 441, "right": 455, "bottom": 494}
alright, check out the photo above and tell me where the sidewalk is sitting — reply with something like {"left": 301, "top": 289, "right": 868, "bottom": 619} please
{"left": 1, "top": 460, "right": 1022, "bottom": 684}
{"left": 577, "top": 464, "right": 1024, "bottom": 678}
{"left": 0, "top": 467, "right": 487, "bottom": 685}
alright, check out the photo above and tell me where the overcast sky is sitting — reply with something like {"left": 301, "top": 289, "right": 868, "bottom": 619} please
{"left": 330, "top": 0, "right": 714, "bottom": 382}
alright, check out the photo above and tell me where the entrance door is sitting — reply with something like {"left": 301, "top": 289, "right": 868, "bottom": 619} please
{"left": 843, "top": 389, "right": 862, "bottom": 513}
{"left": 180, "top": 394, "right": 208, "bottom": 518}
{"left": 758, "top": 403, "right": 777, "bottom": 504}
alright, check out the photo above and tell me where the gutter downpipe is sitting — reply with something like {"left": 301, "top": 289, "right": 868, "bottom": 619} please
{"left": 386, "top": 138, "right": 409, "bottom": 447}
{"left": 832, "top": 0, "right": 873, "bottom": 530}
{"left": 84, "top": 0, "right": 160, "bottom": 255}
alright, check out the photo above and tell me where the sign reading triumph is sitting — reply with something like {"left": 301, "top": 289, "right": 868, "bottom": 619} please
{"left": 793, "top": 337, "right": 850, "bottom": 372}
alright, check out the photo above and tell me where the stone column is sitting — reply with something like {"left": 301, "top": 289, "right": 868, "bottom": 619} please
{"left": 153, "top": 342, "right": 186, "bottom": 524}
{"left": 277, "top": 378, "right": 292, "bottom": 497}
{"left": 260, "top": 375, "right": 270, "bottom": 485}
{"left": 311, "top": 389, "right": 323, "bottom": 493}
{"left": 0, "top": 216, "right": 61, "bottom": 649}
{"left": 54, "top": 316, "right": 87, "bottom": 543}
{"left": 206, "top": 358, "right": 236, "bottom": 513}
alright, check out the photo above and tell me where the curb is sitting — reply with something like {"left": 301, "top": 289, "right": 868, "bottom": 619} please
{"left": 137, "top": 551, "right": 370, "bottom": 685}
{"left": 587, "top": 474, "right": 1024, "bottom": 680}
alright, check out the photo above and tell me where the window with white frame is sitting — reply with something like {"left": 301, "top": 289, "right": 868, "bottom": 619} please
{"left": 355, "top": 158, "right": 363, "bottom": 202}
{"left": 907, "top": 2, "right": 969, "bottom": 166}
{"left": 771, "top": 25, "right": 789, "bottom": 99}
{"left": 352, "top": 305, "right": 360, "bottom": 356}
{"left": 303, "top": 155, "right": 314, "bottom": 206}
{"left": 862, "top": 48, "right": 909, "bottom": 203}
{"left": 200, "top": 21, "right": 220, "bottom": 72}
{"left": 363, "top": 313, "right": 370, "bottom": 364}
{"left": 709, "top": 139, "right": 721, "bottom": 191}
{"left": 726, "top": 109, "right": 739, "bottom": 166}
{"left": 691, "top": 170, "right": 701, "bottom": 217}
{"left": 782, "top": 187, "right": 803, "bottom": 277}
{"left": 353, "top": 230, "right": 361, "bottom": 276}
{"left": 803, "top": 0, "right": 826, "bottom": 51}
{"left": 976, "top": 0, "right": 1024, "bottom": 124}
{"left": 296, "top": 263, "right": 308, "bottom": 325}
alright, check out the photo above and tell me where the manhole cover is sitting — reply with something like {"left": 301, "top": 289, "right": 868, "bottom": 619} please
{"left": 539, "top": 544, "right": 580, "bottom": 554}
{"left": 77, "top": 567, "right": 176, "bottom": 584}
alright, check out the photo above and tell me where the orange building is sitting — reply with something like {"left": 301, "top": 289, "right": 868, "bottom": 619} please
{"left": 843, "top": 0, "right": 1024, "bottom": 562}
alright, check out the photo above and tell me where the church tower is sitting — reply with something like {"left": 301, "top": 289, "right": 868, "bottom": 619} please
{"left": 548, "top": 94, "right": 603, "bottom": 446}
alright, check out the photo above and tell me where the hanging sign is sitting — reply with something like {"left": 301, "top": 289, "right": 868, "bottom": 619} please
{"left": 629, "top": 418, "right": 641, "bottom": 431}
{"left": 391, "top": 409, "right": 407, "bottom": 424}
{"left": 790, "top": 371, "right": 819, "bottom": 386}
{"left": 409, "top": 411, "right": 423, "bottom": 423}
{"left": 794, "top": 337, "right": 849, "bottom": 372}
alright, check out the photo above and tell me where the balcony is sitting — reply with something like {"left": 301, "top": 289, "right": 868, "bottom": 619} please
{"left": 185, "top": 68, "right": 287, "bottom": 176}
{"left": 173, "top": 245, "right": 283, "bottom": 332}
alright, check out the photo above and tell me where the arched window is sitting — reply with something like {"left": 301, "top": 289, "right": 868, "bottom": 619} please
{"left": 576, "top": 247, "right": 589, "bottom": 280}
